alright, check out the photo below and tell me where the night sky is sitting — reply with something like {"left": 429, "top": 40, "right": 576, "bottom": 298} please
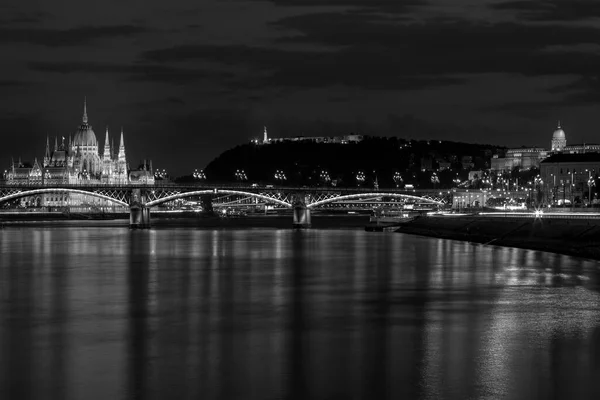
{"left": 2, "top": 0, "right": 600, "bottom": 176}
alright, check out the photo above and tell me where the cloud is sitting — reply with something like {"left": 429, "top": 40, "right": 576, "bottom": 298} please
{"left": 142, "top": 42, "right": 466, "bottom": 90}
{"left": 0, "top": 80, "right": 31, "bottom": 87}
{"left": 0, "top": 25, "right": 147, "bottom": 47}
{"left": 491, "top": 1, "right": 600, "bottom": 22}
{"left": 29, "top": 61, "right": 233, "bottom": 85}
{"left": 138, "top": 11, "right": 600, "bottom": 96}
{"left": 547, "top": 74, "right": 600, "bottom": 104}
{"left": 0, "top": 11, "right": 52, "bottom": 25}
{"left": 242, "top": 0, "right": 427, "bottom": 12}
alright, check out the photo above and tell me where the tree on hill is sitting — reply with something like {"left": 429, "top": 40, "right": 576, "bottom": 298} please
{"left": 202, "top": 137, "right": 503, "bottom": 189}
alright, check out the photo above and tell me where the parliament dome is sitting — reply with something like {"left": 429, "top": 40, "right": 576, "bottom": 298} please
{"left": 73, "top": 124, "right": 98, "bottom": 147}
{"left": 73, "top": 99, "right": 98, "bottom": 147}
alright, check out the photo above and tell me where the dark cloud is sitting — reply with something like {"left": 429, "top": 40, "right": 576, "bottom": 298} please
{"left": 142, "top": 43, "right": 465, "bottom": 90}
{"left": 1, "top": 11, "right": 51, "bottom": 25}
{"left": 245, "top": 0, "right": 426, "bottom": 12}
{"left": 0, "top": 80, "right": 31, "bottom": 87}
{"left": 492, "top": 1, "right": 600, "bottom": 22}
{"left": 547, "top": 74, "right": 600, "bottom": 104}
{"left": 139, "top": 13, "right": 600, "bottom": 94}
{"left": 29, "top": 61, "right": 233, "bottom": 85}
{"left": 0, "top": 25, "right": 147, "bottom": 47}
{"left": 480, "top": 99, "right": 566, "bottom": 119}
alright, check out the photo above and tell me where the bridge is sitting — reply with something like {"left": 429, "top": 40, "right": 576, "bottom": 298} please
{"left": 0, "top": 183, "right": 450, "bottom": 228}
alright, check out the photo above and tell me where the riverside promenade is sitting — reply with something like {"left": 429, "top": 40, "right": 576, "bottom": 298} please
{"left": 395, "top": 213, "right": 600, "bottom": 260}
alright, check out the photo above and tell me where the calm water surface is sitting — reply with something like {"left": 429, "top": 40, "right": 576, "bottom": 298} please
{"left": 0, "top": 224, "right": 599, "bottom": 400}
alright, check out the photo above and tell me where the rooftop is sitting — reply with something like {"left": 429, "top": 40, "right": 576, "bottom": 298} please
{"left": 541, "top": 152, "right": 600, "bottom": 164}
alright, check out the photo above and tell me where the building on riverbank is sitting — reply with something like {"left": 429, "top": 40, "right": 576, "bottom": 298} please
{"left": 540, "top": 153, "right": 600, "bottom": 206}
{"left": 2, "top": 100, "right": 154, "bottom": 209}
{"left": 491, "top": 122, "right": 600, "bottom": 173}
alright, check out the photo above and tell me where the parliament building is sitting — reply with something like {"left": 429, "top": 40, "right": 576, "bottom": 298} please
{"left": 4, "top": 100, "right": 154, "bottom": 209}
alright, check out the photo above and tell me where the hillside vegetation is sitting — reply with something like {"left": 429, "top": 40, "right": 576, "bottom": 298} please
{"left": 200, "top": 137, "right": 503, "bottom": 189}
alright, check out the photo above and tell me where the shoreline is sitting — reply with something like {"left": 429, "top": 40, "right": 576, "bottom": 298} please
{"left": 394, "top": 215, "right": 600, "bottom": 261}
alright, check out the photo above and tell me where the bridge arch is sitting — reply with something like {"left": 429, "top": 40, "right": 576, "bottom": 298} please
{"left": 0, "top": 188, "right": 129, "bottom": 207}
{"left": 145, "top": 189, "right": 292, "bottom": 208}
{"left": 307, "top": 192, "right": 445, "bottom": 209}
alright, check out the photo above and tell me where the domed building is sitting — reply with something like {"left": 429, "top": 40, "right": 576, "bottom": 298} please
{"left": 491, "top": 121, "right": 600, "bottom": 173}
{"left": 5, "top": 99, "right": 140, "bottom": 208}
{"left": 72, "top": 99, "right": 102, "bottom": 176}
{"left": 551, "top": 121, "right": 567, "bottom": 151}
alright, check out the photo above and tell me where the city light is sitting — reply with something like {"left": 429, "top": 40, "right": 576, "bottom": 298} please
{"left": 430, "top": 172, "right": 440, "bottom": 188}
{"left": 355, "top": 171, "right": 365, "bottom": 187}
{"left": 319, "top": 170, "right": 331, "bottom": 184}
{"left": 154, "top": 168, "right": 168, "bottom": 180}
{"left": 235, "top": 169, "right": 248, "bottom": 182}
{"left": 274, "top": 169, "right": 287, "bottom": 182}
{"left": 193, "top": 169, "right": 206, "bottom": 180}
{"left": 393, "top": 172, "right": 403, "bottom": 188}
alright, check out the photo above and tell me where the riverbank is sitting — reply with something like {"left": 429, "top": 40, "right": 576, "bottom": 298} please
{"left": 394, "top": 215, "right": 600, "bottom": 260}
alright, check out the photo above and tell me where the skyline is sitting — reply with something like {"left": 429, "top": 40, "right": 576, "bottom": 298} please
{"left": 3, "top": 0, "right": 600, "bottom": 176}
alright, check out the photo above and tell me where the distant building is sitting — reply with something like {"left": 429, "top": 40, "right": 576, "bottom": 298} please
{"left": 4, "top": 99, "right": 153, "bottom": 209}
{"left": 438, "top": 160, "right": 451, "bottom": 171}
{"left": 468, "top": 170, "right": 485, "bottom": 181}
{"left": 461, "top": 156, "right": 474, "bottom": 170}
{"left": 492, "top": 122, "right": 600, "bottom": 173}
{"left": 252, "top": 127, "right": 364, "bottom": 144}
{"left": 540, "top": 152, "right": 600, "bottom": 204}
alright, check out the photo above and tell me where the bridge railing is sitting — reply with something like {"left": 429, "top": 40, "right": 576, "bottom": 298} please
{"left": 0, "top": 181, "right": 450, "bottom": 194}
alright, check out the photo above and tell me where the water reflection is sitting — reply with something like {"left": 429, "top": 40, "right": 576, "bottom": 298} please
{"left": 0, "top": 227, "right": 599, "bottom": 400}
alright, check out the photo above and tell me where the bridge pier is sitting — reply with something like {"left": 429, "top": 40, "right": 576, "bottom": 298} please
{"left": 130, "top": 206, "right": 151, "bottom": 229}
{"left": 292, "top": 193, "right": 311, "bottom": 229}
{"left": 129, "top": 189, "right": 151, "bottom": 229}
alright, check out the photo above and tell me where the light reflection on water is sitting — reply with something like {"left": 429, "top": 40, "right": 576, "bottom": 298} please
{"left": 0, "top": 227, "right": 599, "bottom": 400}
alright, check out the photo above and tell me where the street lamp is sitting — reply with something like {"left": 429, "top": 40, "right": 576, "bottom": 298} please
{"left": 550, "top": 173, "right": 556, "bottom": 206}
{"left": 319, "top": 170, "right": 330, "bottom": 185}
{"left": 453, "top": 173, "right": 461, "bottom": 188}
{"left": 235, "top": 169, "right": 247, "bottom": 182}
{"left": 275, "top": 169, "right": 287, "bottom": 183}
{"left": 571, "top": 171, "right": 577, "bottom": 206}
{"left": 356, "top": 171, "right": 365, "bottom": 187}
{"left": 430, "top": 172, "right": 439, "bottom": 189}
{"left": 393, "top": 172, "right": 403, "bottom": 188}
{"left": 534, "top": 174, "right": 543, "bottom": 206}
{"left": 193, "top": 169, "right": 206, "bottom": 181}
{"left": 588, "top": 175, "right": 596, "bottom": 205}
{"left": 154, "top": 168, "right": 168, "bottom": 180}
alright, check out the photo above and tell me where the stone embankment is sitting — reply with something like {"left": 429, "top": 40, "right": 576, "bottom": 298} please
{"left": 395, "top": 215, "right": 600, "bottom": 260}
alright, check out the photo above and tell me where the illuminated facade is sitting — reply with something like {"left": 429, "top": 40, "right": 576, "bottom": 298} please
{"left": 251, "top": 126, "right": 364, "bottom": 145}
{"left": 3, "top": 100, "right": 152, "bottom": 208}
{"left": 540, "top": 153, "right": 600, "bottom": 205}
{"left": 491, "top": 122, "right": 600, "bottom": 172}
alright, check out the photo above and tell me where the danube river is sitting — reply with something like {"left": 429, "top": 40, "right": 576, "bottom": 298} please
{"left": 0, "top": 220, "right": 599, "bottom": 399}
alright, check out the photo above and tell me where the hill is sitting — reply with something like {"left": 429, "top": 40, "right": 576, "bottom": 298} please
{"left": 196, "top": 137, "right": 504, "bottom": 189}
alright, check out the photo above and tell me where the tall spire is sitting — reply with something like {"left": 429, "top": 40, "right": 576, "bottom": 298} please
{"left": 117, "top": 127, "right": 127, "bottom": 178}
{"left": 82, "top": 97, "right": 88, "bottom": 124}
{"left": 263, "top": 126, "right": 268, "bottom": 143}
{"left": 54, "top": 136, "right": 58, "bottom": 152}
{"left": 44, "top": 136, "right": 50, "bottom": 167}
{"left": 103, "top": 127, "right": 111, "bottom": 158}
{"left": 118, "top": 127, "right": 126, "bottom": 161}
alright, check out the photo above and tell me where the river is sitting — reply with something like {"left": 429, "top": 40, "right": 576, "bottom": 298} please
{"left": 0, "top": 220, "right": 599, "bottom": 399}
